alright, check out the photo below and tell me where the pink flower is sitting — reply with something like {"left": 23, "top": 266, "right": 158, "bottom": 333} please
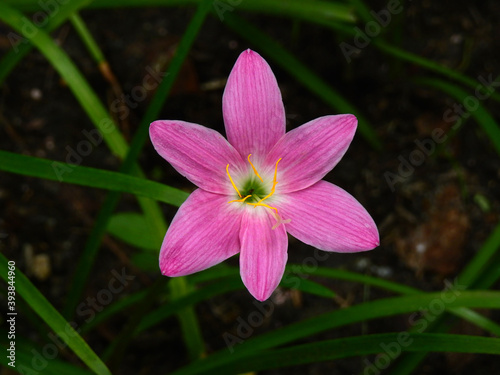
{"left": 150, "top": 49, "right": 379, "bottom": 301}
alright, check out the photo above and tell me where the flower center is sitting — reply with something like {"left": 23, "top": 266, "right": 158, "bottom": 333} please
{"left": 226, "top": 154, "right": 281, "bottom": 213}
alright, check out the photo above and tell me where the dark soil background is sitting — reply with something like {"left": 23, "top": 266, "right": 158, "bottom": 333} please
{"left": 1, "top": 1, "right": 499, "bottom": 374}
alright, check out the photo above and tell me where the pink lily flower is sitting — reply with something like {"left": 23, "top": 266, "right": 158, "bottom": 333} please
{"left": 150, "top": 49, "right": 379, "bottom": 301}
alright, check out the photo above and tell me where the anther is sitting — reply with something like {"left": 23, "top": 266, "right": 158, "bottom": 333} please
{"left": 247, "top": 202, "right": 278, "bottom": 213}
{"left": 247, "top": 154, "right": 263, "bottom": 182}
{"left": 226, "top": 164, "right": 242, "bottom": 198}
{"left": 255, "top": 158, "right": 282, "bottom": 205}
{"left": 228, "top": 195, "right": 252, "bottom": 204}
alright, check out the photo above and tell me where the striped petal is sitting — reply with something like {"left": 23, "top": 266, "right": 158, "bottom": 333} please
{"left": 239, "top": 209, "right": 288, "bottom": 301}
{"left": 266, "top": 114, "right": 357, "bottom": 193}
{"left": 150, "top": 120, "right": 245, "bottom": 194}
{"left": 279, "top": 180, "right": 379, "bottom": 252}
{"left": 223, "top": 49, "right": 286, "bottom": 161}
{"left": 159, "top": 189, "right": 242, "bottom": 276}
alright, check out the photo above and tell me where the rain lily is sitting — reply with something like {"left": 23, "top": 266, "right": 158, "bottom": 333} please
{"left": 150, "top": 49, "right": 379, "bottom": 301}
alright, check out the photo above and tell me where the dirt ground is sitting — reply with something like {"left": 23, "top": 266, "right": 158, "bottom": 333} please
{"left": 1, "top": 1, "right": 499, "bottom": 374}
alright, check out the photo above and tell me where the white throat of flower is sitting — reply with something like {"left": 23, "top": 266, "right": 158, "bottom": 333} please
{"left": 226, "top": 154, "right": 291, "bottom": 229}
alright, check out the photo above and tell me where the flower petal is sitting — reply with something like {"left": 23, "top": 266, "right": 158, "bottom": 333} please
{"left": 266, "top": 114, "right": 357, "bottom": 193}
{"left": 159, "top": 189, "right": 242, "bottom": 276}
{"left": 223, "top": 49, "right": 286, "bottom": 160}
{"left": 279, "top": 180, "right": 379, "bottom": 252}
{"left": 239, "top": 209, "right": 288, "bottom": 301}
{"left": 150, "top": 120, "right": 245, "bottom": 194}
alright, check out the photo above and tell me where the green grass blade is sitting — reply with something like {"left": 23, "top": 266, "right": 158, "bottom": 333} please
{"left": 348, "top": 0, "right": 374, "bottom": 23}
{"left": 136, "top": 271, "right": 338, "bottom": 335}
{"left": 173, "top": 291, "right": 500, "bottom": 374}
{"left": 0, "top": 0, "right": 93, "bottom": 84}
{"left": 0, "top": 2, "right": 168, "bottom": 321}
{"left": 417, "top": 77, "right": 500, "bottom": 156}
{"left": 0, "top": 253, "right": 111, "bottom": 375}
{"left": 460, "top": 221, "right": 500, "bottom": 286}
{"left": 92, "top": 0, "right": 212, "bottom": 361}
{"left": 136, "top": 276, "right": 243, "bottom": 334}
{"left": 124, "top": 0, "right": 216, "bottom": 178}
{"left": 102, "top": 279, "right": 167, "bottom": 368}
{"left": 309, "top": 17, "right": 500, "bottom": 105}
{"left": 108, "top": 212, "right": 163, "bottom": 250}
{"left": 292, "top": 265, "right": 419, "bottom": 295}
{"left": 284, "top": 278, "right": 336, "bottom": 298}
{"left": 70, "top": 12, "right": 106, "bottom": 64}
{"left": 223, "top": 13, "right": 382, "bottom": 150}
{"left": 0, "top": 3, "right": 128, "bottom": 157}
{"left": 375, "top": 40, "right": 500, "bottom": 103}
{"left": 0, "top": 150, "right": 189, "bottom": 206}
{"left": 81, "top": 290, "right": 149, "bottom": 334}
{"left": 3, "top": 0, "right": 356, "bottom": 23}
{"left": 450, "top": 307, "right": 500, "bottom": 337}
{"left": 387, "top": 221, "right": 500, "bottom": 374}
{"left": 1, "top": 340, "right": 94, "bottom": 375}
{"left": 137, "top": 0, "right": 214, "bottom": 361}
{"left": 193, "top": 333, "right": 500, "bottom": 374}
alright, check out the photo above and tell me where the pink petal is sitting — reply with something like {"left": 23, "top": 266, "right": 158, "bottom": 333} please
{"left": 239, "top": 209, "right": 288, "bottom": 301}
{"left": 266, "top": 114, "right": 357, "bottom": 193}
{"left": 223, "top": 49, "right": 286, "bottom": 161}
{"left": 159, "top": 189, "right": 242, "bottom": 276}
{"left": 279, "top": 181, "right": 379, "bottom": 252}
{"left": 150, "top": 120, "right": 245, "bottom": 194}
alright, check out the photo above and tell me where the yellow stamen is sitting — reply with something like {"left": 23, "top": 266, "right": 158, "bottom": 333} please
{"left": 226, "top": 157, "right": 283, "bottom": 216}
{"left": 247, "top": 202, "right": 278, "bottom": 213}
{"left": 226, "top": 164, "right": 242, "bottom": 198}
{"left": 247, "top": 154, "right": 264, "bottom": 182}
{"left": 255, "top": 158, "right": 282, "bottom": 204}
{"left": 228, "top": 195, "right": 252, "bottom": 203}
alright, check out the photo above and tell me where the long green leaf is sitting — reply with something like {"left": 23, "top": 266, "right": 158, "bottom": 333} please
{"left": 417, "top": 77, "right": 500, "bottom": 156}
{"left": 0, "top": 2, "right": 128, "bottom": 157}
{"left": 0, "top": 2, "right": 167, "bottom": 322}
{"left": 4, "top": 0, "right": 356, "bottom": 23}
{"left": 375, "top": 40, "right": 500, "bottom": 103}
{"left": 0, "top": 253, "right": 110, "bottom": 375}
{"left": 193, "top": 333, "right": 500, "bottom": 374}
{"left": 0, "top": 150, "right": 189, "bottom": 206}
{"left": 173, "top": 290, "right": 500, "bottom": 374}
{"left": 108, "top": 212, "right": 163, "bottom": 250}
{"left": 0, "top": 334, "right": 94, "bottom": 375}
{"left": 387, "top": 220, "right": 500, "bottom": 374}
{"left": 0, "top": 0, "right": 93, "bottom": 84}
